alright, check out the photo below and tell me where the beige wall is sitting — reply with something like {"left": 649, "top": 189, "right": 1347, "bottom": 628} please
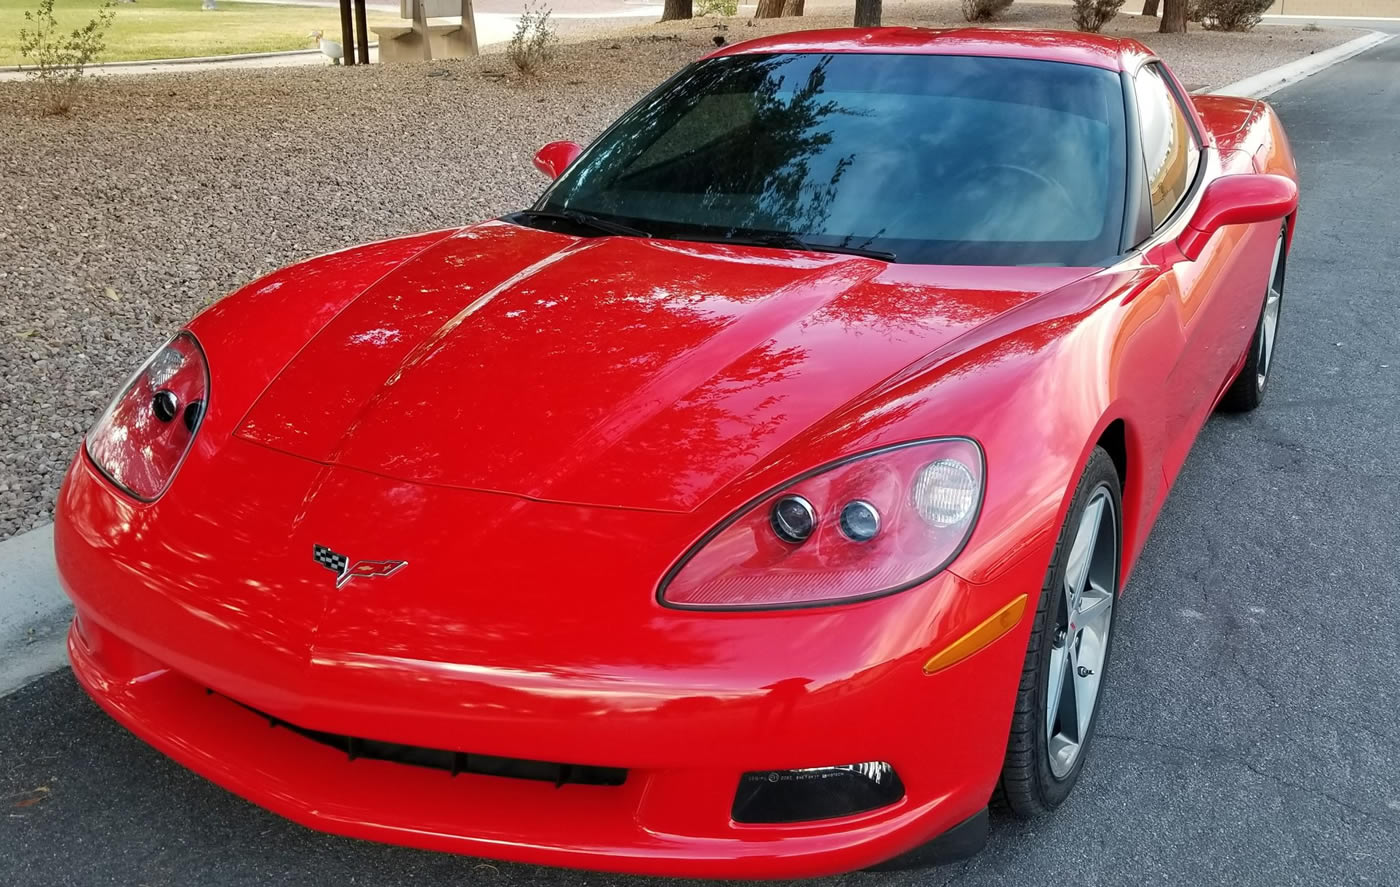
{"left": 1024, "top": 0, "right": 1400, "bottom": 16}
{"left": 1268, "top": 0, "right": 1399, "bottom": 14}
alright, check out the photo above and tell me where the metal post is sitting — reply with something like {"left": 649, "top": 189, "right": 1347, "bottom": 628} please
{"left": 354, "top": 0, "right": 370, "bottom": 64}
{"left": 338, "top": 0, "right": 355, "bottom": 66}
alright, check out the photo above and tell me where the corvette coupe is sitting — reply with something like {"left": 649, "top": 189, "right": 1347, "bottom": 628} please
{"left": 56, "top": 28, "right": 1298, "bottom": 877}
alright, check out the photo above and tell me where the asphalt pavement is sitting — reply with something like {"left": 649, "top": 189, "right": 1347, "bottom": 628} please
{"left": 4, "top": 39, "right": 1400, "bottom": 887}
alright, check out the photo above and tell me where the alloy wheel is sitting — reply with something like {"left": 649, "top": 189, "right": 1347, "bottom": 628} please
{"left": 1257, "top": 232, "right": 1286, "bottom": 392}
{"left": 1045, "top": 486, "right": 1117, "bottom": 779}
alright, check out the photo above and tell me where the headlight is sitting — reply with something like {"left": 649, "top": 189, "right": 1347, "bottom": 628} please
{"left": 85, "top": 331, "right": 209, "bottom": 501}
{"left": 659, "top": 438, "right": 984, "bottom": 610}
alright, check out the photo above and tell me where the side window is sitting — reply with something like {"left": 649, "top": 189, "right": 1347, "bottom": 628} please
{"left": 1133, "top": 64, "right": 1201, "bottom": 228}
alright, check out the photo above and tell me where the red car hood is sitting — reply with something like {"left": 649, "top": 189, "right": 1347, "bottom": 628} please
{"left": 235, "top": 221, "right": 1089, "bottom": 512}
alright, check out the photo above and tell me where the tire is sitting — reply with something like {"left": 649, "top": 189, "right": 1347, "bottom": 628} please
{"left": 996, "top": 446, "right": 1122, "bottom": 817}
{"left": 1219, "top": 224, "right": 1288, "bottom": 413}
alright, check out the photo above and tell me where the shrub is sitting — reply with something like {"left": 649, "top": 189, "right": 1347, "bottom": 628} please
{"left": 960, "top": 0, "right": 1014, "bottom": 22}
{"left": 1072, "top": 0, "right": 1125, "bottom": 32}
{"left": 1191, "top": 0, "right": 1272, "bottom": 30}
{"left": 17, "top": 0, "right": 117, "bottom": 116}
{"left": 695, "top": 0, "right": 738, "bottom": 15}
{"left": 506, "top": 2, "right": 558, "bottom": 77}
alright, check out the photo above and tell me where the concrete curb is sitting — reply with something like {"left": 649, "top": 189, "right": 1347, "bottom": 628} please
{"left": 0, "top": 524, "right": 71, "bottom": 697}
{"left": 0, "top": 27, "right": 1391, "bottom": 698}
{"left": 1209, "top": 29, "right": 1395, "bottom": 99}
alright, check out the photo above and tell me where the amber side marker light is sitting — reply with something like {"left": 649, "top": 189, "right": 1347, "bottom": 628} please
{"left": 923, "top": 594, "right": 1028, "bottom": 675}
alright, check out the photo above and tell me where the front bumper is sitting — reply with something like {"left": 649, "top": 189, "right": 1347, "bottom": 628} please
{"left": 71, "top": 613, "right": 1007, "bottom": 877}
{"left": 57, "top": 447, "right": 1043, "bottom": 878}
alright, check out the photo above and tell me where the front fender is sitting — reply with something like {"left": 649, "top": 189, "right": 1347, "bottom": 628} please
{"left": 773, "top": 266, "right": 1158, "bottom": 591}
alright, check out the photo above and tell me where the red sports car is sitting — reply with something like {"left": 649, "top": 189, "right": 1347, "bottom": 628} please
{"left": 56, "top": 27, "right": 1297, "bottom": 878}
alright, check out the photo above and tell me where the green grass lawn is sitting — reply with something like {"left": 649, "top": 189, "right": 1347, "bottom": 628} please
{"left": 1, "top": 0, "right": 396, "bottom": 65}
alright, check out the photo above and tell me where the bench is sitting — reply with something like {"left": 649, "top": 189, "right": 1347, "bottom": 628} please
{"left": 371, "top": 16, "right": 478, "bottom": 63}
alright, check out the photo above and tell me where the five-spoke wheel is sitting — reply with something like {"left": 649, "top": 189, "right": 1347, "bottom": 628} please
{"left": 998, "top": 446, "right": 1122, "bottom": 816}
{"left": 1045, "top": 487, "right": 1116, "bottom": 778}
{"left": 1222, "top": 224, "right": 1289, "bottom": 412}
{"left": 1256, "top": 232, "right": 1286, "bottom": 393}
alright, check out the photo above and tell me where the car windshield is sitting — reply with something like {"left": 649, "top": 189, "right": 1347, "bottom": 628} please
{"left": 533, "top": 52, "right": 1129, "bottom": 266}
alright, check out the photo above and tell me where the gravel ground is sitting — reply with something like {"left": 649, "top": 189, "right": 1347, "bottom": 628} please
{"left": 0, "top": 2, "right": 1358, "bottom": 539}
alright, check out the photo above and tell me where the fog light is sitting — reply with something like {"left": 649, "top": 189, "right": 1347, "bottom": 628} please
{"left": 912, "top": 458, "right": 977, "bottom": 527}
{"left": 732, "top": 761, "right": 904, "bottom": 824}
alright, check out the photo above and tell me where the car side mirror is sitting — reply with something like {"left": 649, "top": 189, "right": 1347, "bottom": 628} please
{"left": 1178, "top": 174, "right": 1298, "bottom": 261}
{"left": 533, "top": 141, "right": 583, "bottom": 180}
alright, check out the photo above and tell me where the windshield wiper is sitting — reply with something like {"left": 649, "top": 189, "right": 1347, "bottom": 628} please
{"left": 511, "top": 209, "right": 651, "bottom": 239}
{"left": 708, "top": 232, "right": 897, "bottom": 263}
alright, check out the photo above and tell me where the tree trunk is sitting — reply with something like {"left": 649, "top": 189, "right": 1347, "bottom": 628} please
{"left": 353, "top": 0, "right": 369, "bottom": 63}
{"left": 781, "top": 0, "right": 805, "bottom": 15}
{"left": 1142, "top": 0, "right": 1159, "bottom": 16}
{"left": 660, "top": 0, "right": 691, "bottom": 21}
{"left": 853, "top": 0, "right": 880, "bottom": 26}
{"left": 754, "top": 0, "right": 784, "bottom": 17}
{"left": 1159, "top": 0, "right": 1187, "bottom": 31}
{"left": 339, "top": 0, "right": 355, "bottom": 65}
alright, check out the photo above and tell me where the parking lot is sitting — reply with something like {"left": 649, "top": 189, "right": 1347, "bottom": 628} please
{"left": 4, "top": 36, "right": 1400, "bottom": 887}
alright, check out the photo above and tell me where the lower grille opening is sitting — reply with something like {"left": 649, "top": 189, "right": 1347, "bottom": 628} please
{"left": 219, "top": 693, "right": 627, "bottom": 787}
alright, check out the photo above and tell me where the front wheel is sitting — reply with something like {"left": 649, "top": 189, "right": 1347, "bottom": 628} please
{"left": 1219, "top": 225, "right": 1288, "bottom": 413}
{"left": 997, "top": 447, "right": 1122, "bottom": 816}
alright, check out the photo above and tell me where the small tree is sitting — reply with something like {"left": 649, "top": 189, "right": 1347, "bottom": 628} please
{"left": 1142, "top": 0, "right": 1160, "bottom": 14}
{"left": 661, "top": 0, "right": 692, "bottom": 20}
{"left": 961, "top": 0, "right": 1014, "bottom": 22}
{"left": 1159, "top": 0, "right": 1188, "bottom": 31}
{"left": 1192, "top": 0, "right": 1271, "bottom": 30}
{"left": 1073, "top": 0, "right": 1125, "bottom": 31}
{"left": 506, "top": 2, "right": 557, "bottom": 77}
{"left": 696, "top": 0, "right": 738, "bottom": 14}
{"left": 854, "top": 0, "right": 880, "bottom": 26}
{"left": 18, "top": 0, "right": 116, "bottom": 116}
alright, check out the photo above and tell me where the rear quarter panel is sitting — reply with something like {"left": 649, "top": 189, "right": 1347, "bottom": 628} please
{"left": 1195, "top": 94, "right": 1299, "bottom": 181}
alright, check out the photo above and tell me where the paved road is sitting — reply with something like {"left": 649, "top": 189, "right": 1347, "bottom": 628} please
{"left": 4, "top": 40, "right": 1400, "bottom": 887}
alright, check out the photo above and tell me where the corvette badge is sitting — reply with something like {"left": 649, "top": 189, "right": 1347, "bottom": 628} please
{"left": 313, "top": 544, "right": 407, "bottom": 588}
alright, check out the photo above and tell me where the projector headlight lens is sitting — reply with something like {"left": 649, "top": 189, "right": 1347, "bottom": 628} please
{"left": 838, "top": 500, "right": 880, "bottom": 543}
{"left": 770, "top": 495, "right": 817, "bottom": 544}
